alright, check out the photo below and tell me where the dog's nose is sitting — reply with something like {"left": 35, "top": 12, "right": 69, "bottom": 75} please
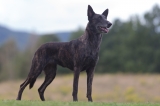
{"left": 107, "top": 22, "right": 112, "bottom": 28}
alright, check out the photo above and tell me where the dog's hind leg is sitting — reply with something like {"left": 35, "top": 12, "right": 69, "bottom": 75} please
{"left": 16, "top": 59, "right": 44, "bottom": 100}
{"left": 16, "top": 69, "right": 43, "bottom": 100}
{"left": 38, "top": 62, "right": 57, "bottom": 101}
{"left": 16, "top": 78, "right": 30, "bottom": 100}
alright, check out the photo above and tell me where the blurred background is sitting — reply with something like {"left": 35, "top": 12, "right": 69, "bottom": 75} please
{"left": 0, "top": 0, "right": 160, "bottom": 102}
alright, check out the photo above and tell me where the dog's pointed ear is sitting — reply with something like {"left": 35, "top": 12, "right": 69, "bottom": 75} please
{"left": 87, "top": 5, "right": 95, "bottom": 21}
{"left": 102, "top": 9, "right": 109, "bottom": 18}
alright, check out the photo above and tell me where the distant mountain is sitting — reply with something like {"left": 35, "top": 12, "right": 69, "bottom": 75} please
{"left": 0, "top": 25, "right": 72, "bottom": 49}
{"left": 55, "top": 32, "right": 71, "bottom": 42}
{"left": 0, "top": 25, "right": 31, "bottom": 49}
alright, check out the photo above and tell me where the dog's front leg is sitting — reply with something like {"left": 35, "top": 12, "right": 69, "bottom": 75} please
{"left": 72, "top": 67, "right": 80, "bottom": 101}
{"left": 86, "top": 67, "right": 95, "bottom": 102}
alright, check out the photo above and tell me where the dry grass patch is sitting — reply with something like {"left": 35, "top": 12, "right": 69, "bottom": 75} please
{"left": 0, "top": 74, "right": 160, "bottom": 102}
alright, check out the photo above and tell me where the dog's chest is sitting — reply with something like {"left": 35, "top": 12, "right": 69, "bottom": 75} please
{"left": 84, "top": 53, "right": 97, "bottom": 61}
{"left": 81, "top": 52, "right": 98, "bottom": 70}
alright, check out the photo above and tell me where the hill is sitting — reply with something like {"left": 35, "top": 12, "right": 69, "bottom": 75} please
{"left": 0, "top": 25, "right": 31, "bottom": 49}
{"left": 55, "top": 32, "right": 71, "bottom": 42}
{"left": 0, "top": 25, "right": 71, "bottom": 49}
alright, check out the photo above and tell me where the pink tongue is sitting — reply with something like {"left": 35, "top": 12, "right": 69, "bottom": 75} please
{"left": 101, "top": 27, "right": 108, "bottom": 33}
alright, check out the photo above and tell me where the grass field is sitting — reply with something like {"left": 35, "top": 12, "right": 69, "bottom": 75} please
{"left": 1, "top": 74, "right": 160, "bottom": 104}
{"left": 0, "top": 100, "right": 160, "bottom": 106}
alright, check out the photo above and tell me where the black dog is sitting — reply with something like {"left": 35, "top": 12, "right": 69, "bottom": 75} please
{"left": 16, "top": 5, "right": 112, "bottom": 102}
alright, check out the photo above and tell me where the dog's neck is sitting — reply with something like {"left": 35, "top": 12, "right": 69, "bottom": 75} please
{"left": 79, "top": 23, "right": 103, "bottom": 51}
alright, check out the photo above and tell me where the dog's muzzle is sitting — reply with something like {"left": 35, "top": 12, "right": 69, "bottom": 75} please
{"left": 98, "top": 26, "right": 108, "bottom": 33}
{"left": 97, "top": 22, "right": 112, "bottom": 33}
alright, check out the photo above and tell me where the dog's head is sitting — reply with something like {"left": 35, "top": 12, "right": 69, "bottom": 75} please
{"left": 87, "top": 5, "right": 112, "bottom": 33}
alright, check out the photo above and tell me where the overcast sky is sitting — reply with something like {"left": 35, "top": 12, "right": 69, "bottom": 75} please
{"left": 0, "top": 0, "right": 160, "bottom": 34}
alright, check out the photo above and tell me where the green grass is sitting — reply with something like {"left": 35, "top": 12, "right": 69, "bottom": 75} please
{"left": 0, "top": 100, "right": 160, "bottom": 106}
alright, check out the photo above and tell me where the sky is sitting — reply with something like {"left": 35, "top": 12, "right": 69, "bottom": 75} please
{"left": 0, "top": 0, "right": 160, "bottom": 34}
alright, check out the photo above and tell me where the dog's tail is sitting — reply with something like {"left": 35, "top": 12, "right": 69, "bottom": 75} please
{"left": 28, "top": 65, "right": 43, "bottom": 89}
{"left": 27, "top": 58, "right": 44, "bottom": 89}
{"left": 29, "top": 78, "right": 36, "bottom": 89}
{"left": 20, "top": 76, "right": 36, "bottom": 89}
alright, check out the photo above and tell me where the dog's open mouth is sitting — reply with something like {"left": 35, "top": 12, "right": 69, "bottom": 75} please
{"left": 98, "top": 26, "right": 109, "bottom": 33}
